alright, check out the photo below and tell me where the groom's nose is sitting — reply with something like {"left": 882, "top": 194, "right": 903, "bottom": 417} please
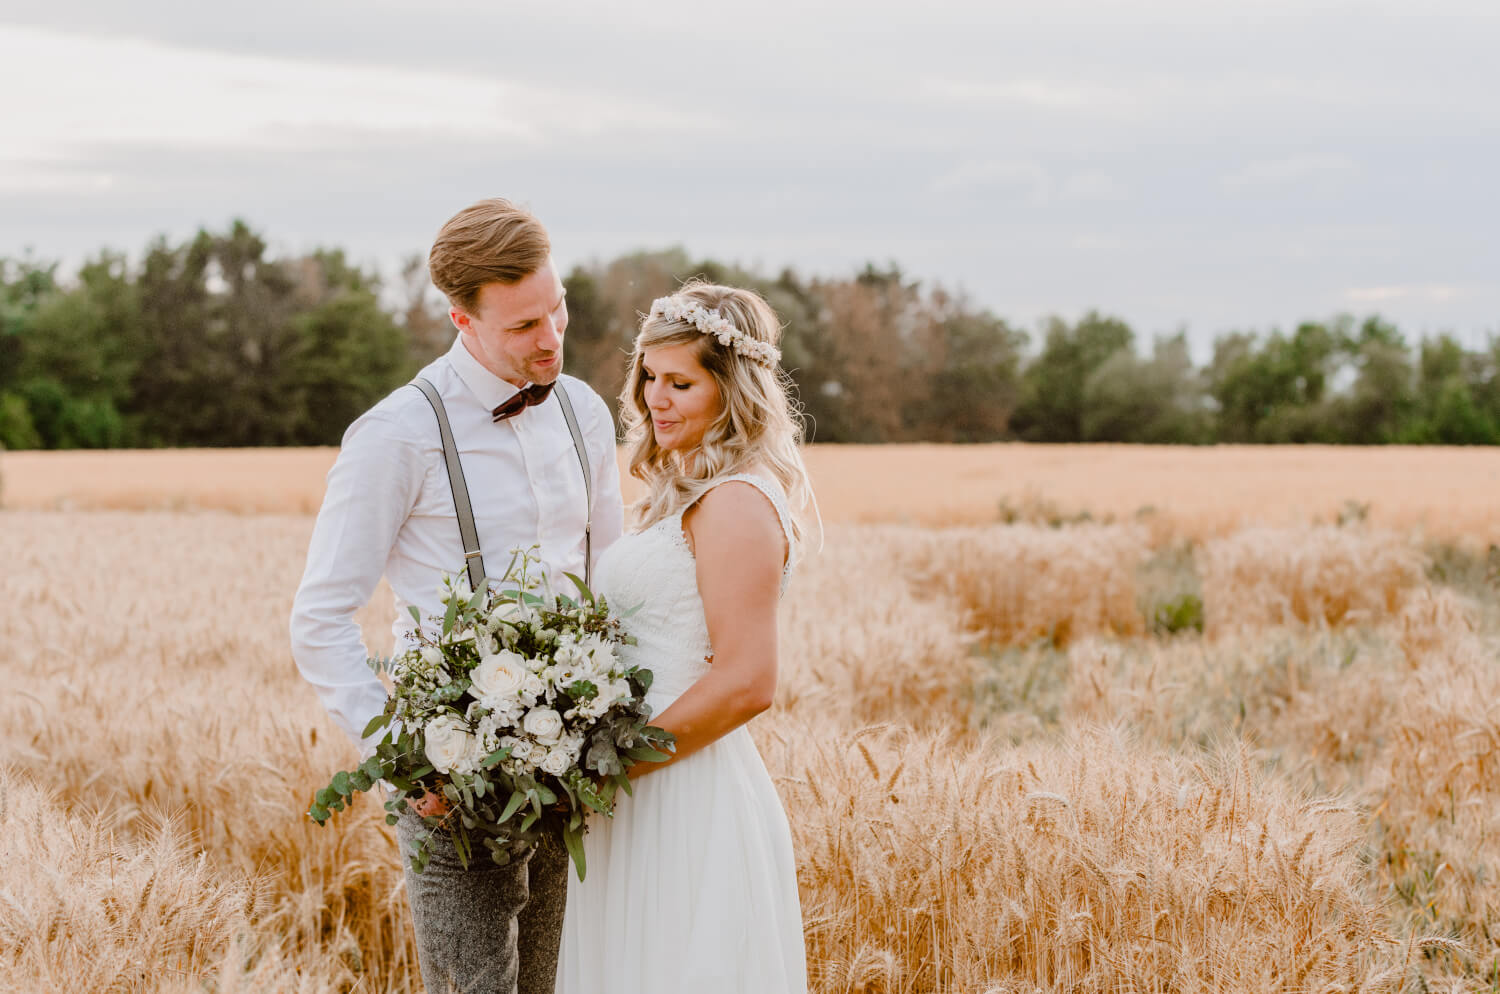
{"left": 535, "top": 316, "right": 563, "bottom": 352}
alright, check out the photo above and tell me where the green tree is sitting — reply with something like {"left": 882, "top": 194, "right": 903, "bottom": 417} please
{"left": 1207, "top": 321, "right": 1344, "bottom": 443}
{"left": 1011, "top": 312, "right": 1134, "bottom": 442}
{"left": 913, "top": 291, "right": 1026, "bottom": 442}
{"left": 1334, "top": 318, "right": 1416, "bottom": 444}
{"left": 284, "top": 250, "right": 413, "bottom": 444}
{"left": 1082, "top": 333, "right": 1211, "bottom": 443}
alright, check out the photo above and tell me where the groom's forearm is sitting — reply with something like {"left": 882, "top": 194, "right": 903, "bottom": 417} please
{"left": 289, "top": 409, "right": 420, "bottom": 752}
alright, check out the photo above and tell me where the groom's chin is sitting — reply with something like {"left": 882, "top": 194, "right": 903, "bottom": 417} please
{"left": 529, "top": 354, "right": 563, "bottom": 384}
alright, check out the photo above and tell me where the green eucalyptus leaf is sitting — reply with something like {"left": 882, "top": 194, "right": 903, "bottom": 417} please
{"left": 362, "top": 712, "right": 391, "bottom": 738}
{"left": 563, "top": 826, "right": 587, "bottom": 881}
{"left": 561, "top": 571, "right": 594, "bottom": 605}
{"left": 500, "top": 791, "right": 527, "bottom": 824}
{"left": 409, "top": 604, "right": 422, "bottom": 626}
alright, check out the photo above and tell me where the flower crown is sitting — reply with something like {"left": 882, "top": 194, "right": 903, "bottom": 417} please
{"left": 648, "top": 295, "right": 782, "bottom": 369}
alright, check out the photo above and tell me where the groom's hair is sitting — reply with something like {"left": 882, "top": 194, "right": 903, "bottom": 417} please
{"left": 428, "top": 198, "right": 552, "bottom": 314}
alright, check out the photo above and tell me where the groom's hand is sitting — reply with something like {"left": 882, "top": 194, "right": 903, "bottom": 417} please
{"left": 411, "top": 790, "right": 451, "bottom": 818}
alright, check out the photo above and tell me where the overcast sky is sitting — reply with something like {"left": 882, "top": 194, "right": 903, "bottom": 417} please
{"left": 2, "top": 1, "right": 1496, "bottom": 357}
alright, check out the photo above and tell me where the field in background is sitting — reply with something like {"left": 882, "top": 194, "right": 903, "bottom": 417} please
{"left": 4, "top": 447, "right": 1500, "bottom": 992}
{"left": 6, "top": 444, "right": 1500, "bottom": 541}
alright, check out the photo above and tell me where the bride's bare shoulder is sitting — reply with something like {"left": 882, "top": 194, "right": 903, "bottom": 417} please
{"left": 683, "top": 470, "right": 787, "bottom": 566}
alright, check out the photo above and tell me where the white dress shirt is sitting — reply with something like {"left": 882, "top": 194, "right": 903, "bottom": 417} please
{"left": 289, "top": 335, "right": 625, "bottom": 749}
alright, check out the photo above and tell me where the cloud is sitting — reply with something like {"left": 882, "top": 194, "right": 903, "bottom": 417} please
{"left": 921, "top": 76, "right": 1137, "bottom": 113}
{"left": 1345, "top": 284, "right": 1462, "bottom": 304}
{"left": 1058, "top": 170, "right": 1124, "bottom": 202}
{"left": 929, "top": 159, "right": 1051, "bottom": 204}
{"left": 1221, "top": 154, "right": 1357, "bottom": 190}
{"left": 0, "top": 24, "right": 702, "bottom": 193}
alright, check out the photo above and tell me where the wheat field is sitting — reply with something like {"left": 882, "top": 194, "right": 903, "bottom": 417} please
{"left": 3, "top": 447, "right": 1499, "bottom": 992}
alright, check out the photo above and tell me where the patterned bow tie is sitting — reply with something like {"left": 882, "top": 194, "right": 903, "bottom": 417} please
{"left": 492, "top": 381, "right": 555, "bottom": 423}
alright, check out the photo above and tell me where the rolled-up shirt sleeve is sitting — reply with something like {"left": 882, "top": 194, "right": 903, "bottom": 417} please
{"left": 290, "top": 409, "right": 423, "bottom": 751}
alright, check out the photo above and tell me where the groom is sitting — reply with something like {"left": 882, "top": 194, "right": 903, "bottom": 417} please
{"left": 290, "top": 197, "right": 624, "bottom": 993}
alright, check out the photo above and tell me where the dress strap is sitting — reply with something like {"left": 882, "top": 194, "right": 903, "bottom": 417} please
{"left": 712, "top": 473, "right": 797, "bottom": 578}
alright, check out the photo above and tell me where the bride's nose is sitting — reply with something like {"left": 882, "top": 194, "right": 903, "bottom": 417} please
{"left": 645, "top": 381, "right": 670, "bottom": 411}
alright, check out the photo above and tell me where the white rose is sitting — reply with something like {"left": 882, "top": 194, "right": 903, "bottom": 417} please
{"left": 470, "top": 651, "right": 529, "bottom": 701}
{"left": 540, "top": 746, "right": 573, "bottom": 777}
{"left": 527, "top": 742, "right": 551, "bottom": 765}
{"left": 420, "top": 646, "right": 444, "bottom": 667}
{"left": 423, "top": 715, "right": 474, "bottom": 775}
{"left": 522, "top": 707, "right": 565, "bottom": 744}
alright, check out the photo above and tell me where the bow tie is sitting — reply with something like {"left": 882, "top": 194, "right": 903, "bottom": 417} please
{"left": 492, "top": 382, "right": 554, "bottom": 422}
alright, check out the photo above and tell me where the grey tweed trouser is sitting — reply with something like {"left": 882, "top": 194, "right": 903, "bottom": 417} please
{"left": 397, "top": 809, "right": 569, "bottom": 994}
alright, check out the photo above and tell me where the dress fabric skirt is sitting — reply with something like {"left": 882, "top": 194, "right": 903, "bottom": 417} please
{"left": 556, "top": 473, "right": 808, "bottom": 994}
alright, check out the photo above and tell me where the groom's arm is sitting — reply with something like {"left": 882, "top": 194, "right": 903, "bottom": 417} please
{"left": 289, "top": 407, "right": 424, "bottom": 752}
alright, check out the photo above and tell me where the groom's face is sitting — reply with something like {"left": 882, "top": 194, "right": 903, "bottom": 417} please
{"left": 452, "top": 259, "right": 569, "bottom": 388}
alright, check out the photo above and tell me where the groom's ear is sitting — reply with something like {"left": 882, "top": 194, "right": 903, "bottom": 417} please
{"left": 449, "top": 306, "right": 472, "bottom": 334}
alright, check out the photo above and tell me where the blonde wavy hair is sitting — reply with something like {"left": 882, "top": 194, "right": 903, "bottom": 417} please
{"left": 621, "top": 281, "right": 819, "bottom": 548}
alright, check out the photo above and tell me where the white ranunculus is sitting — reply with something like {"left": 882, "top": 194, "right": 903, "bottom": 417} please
{"left": 470, "top": 651, "right": 529, "bottom": 701}
{"left": 540, "top": 746, "right": 573, "bottom": 777}
{"left": 522, "top": 707, "right": 565, "bottom": 744}
{"left": 420, "top": 646, "right": 444, "bottom": 667}
{"left": 582, "top": 636, "right": 615, "bottom": 673}
{"left": 424, "top": 715, "right": 474, "bottom": 775}
{"left": 490, "top": 600, "right": 526, "bottom": 627}
{"left": 520, "top": 674, "right": 548, "bottom": 702}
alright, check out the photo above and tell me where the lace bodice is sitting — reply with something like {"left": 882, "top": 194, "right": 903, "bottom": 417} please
{"left": 594, "top": 474, "right": 796, "bottom": 711}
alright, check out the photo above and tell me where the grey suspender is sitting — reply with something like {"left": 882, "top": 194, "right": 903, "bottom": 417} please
{"left": 410, "top": 377, "right": 594, "bottom": 592}
{"left": 552, "top": 383, "right": 595, "bottom": 587}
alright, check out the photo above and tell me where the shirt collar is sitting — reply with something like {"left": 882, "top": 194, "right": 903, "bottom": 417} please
{"left": 447, "top": 335, "right": 531, "bottom": 411}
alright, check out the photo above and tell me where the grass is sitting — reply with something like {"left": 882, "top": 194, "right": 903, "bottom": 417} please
{"left": 3, "top": 447, "right": 1500, "bottom": 991}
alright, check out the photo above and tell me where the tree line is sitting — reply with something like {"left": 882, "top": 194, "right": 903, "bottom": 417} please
{"left": 3, "top": 221, "right": 1498, "bottom": 449}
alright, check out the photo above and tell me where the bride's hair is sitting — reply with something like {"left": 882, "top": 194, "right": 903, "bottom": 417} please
{"left": 620, "top": 280, "right": 819, "bottom": 546}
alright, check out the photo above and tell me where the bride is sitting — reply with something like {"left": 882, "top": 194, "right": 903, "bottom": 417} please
{"left": 556, "top": 282, "right": 814, "bottom": 993}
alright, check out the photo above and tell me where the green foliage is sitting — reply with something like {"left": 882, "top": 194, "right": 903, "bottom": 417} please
{"left": 1011, "top": 311, "right": 1135, "bottom": 442}
{"left": 4, "top": 229, "right": 1499, "bottom": 448}
{"left": 1150, "top": 592, "right": 1205, "bottom": 636}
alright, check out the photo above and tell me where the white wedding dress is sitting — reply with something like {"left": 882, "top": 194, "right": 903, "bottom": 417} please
{"left": 556, "top": 474, "right": 808, "bottom": 994}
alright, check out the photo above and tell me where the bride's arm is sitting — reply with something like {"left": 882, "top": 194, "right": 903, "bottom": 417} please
{"left": 626, "top": 482, "right": 785, "bottom": 778}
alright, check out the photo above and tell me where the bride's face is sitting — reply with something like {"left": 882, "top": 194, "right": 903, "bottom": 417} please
{"left": 641, "top": 342, "right": 723, "bottom": 453}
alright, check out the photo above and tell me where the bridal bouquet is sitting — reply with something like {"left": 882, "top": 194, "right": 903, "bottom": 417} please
{"left": 308, "top": 548, "right": 673, "bottom": 880}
